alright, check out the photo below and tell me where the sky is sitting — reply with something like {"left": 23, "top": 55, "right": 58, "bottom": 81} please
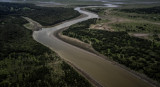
{"left": 0, "top": 0, "right": 160, "bottom": 4}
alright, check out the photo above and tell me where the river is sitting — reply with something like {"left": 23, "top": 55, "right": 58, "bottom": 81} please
{"left": 33, "top": 6, "right": 153, "bottom": 87}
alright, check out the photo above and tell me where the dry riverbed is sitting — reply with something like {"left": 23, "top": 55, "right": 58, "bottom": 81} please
{"left": 24, "top": 7, "right": 156, "bottom": 87}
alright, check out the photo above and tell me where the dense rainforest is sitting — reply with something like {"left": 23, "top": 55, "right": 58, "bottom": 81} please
{"left": 0, "top": 2, "right": 92, "bottom": 87}
{"left": 0, "top": 2, "right": 80, "bottom": 26}
{"left": 112, "top": 6, "right": 160, "bottom": 22}
{"left": 119, "top": 6, "right": 160, "bottom": 14}
{"left": 63, "top": 18, "right": 160, "bottom": 83}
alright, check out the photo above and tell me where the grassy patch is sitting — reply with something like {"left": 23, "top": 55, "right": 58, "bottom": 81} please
{"left": 110, "top": 22, "right": 160, "bottom": 33}
{"left": 112, "top": 6, "right": 160, "bottom": 22}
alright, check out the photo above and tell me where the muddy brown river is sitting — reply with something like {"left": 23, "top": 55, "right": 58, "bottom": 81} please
{"left": 33, "top": 7, "right": 153, "bottom": 87}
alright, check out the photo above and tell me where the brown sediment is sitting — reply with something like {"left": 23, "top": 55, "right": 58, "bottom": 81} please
{"left": 65, "top": 60, "right": 103, "bottom": 87}
{"left": 23, "top": 17, "right": 42, "bottom": 31}
{"left": 54, "top": 28, "right": 99, "bottom": 56}
{"left": 43, "top": 13, "right": 87, "bottom": 28}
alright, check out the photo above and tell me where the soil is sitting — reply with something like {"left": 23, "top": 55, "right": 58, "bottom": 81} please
{"left": 23, "top": 17, "right": 42, "bottom": 31}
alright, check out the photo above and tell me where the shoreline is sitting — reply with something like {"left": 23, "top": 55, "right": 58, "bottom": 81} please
{"left": 52, "top": 14, "right": 104, "bottom": 87}
{"left": 24, "top": 13, "right": 103, "bottom": 87}
{"left": 65, "top": 60, "right": 103, "bottom": 87}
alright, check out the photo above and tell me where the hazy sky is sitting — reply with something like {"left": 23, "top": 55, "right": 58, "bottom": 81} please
{"left": 0, "top": 0, "right": 160, "bottom": 3}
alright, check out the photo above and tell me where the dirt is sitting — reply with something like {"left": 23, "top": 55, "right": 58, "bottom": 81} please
{"left": 89, "top": 9, "right": 132, "bottom": 31}
{"left": 23, "top": 17, "right": 42, "bottom": 31}
{"left": 129, "top": 33, "right": 151, "bottom": 39}
{"left": 88, "top": 8, "right": 160, "bottom": 41}
{"left": 56, "top": 28, "right": 97, "bottom": 54}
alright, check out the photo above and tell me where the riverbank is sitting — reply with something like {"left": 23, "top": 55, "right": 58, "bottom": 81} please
{"left": 0, "top": 2, "right": 94, "bottom": 86}
{"left": 23, "top": 13, "right": 95, "bottom": 87}
{"left": 24, "top": 13, "right": 103, "bottom": 87}
{"left": 0, "top": 15, "right": 93, "bottom": 87}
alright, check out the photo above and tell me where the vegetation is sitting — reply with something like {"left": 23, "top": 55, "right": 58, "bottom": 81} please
{"left": 119, "top": 6, "right": 160, "bottom": 14}
{"left": 0, "top": 2, "right": 92, "bottom": 87}
{"left": 110, "top": 22, "right": 160, "bottom": 33}
{"left": 86, "top": 8, "right": 106, "bottom": 14}
{"left": 86, "top": 6, "right": 160, "bottom": 41}
{"left": 112, "top": 6, "right": 160, "bottom": 22}
{"left": 63, "top": 19, "right": 160, "bottom": 82}
{"left": 0, "top": 2, "right": 80, "bottom": 26}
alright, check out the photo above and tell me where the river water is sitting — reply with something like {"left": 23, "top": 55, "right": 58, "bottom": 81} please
{"left": 33, "top": 6, "right": 153, "bottom": 87}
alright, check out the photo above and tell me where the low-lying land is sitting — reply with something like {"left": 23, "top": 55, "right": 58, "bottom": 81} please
{"left": 86, "top": 6, "right": 160, "bottom": 41}
{"left": 111, "top": 6, "right": 160, "bottom": 41}
{"left": 0, "top": 2, "right": 92, "bottom": 86}
{"left": 112, "top": 6, "right": 160, "bottom": 22}
{"left": 63, "top": 5, "right": 160, "bottom": 86}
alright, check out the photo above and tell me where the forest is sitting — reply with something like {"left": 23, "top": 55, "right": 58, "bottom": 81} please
{"left": 63, "top": 19, "right": 160, "bottom": 83}
{"left": 119, "top": 6, "right": 160, "bottom": 14}
{"left": 86, "top": 8, "right": 105, "bottom": 14}
{"left": 112, "top": 6, "right": 160, "bottom": 22}
{"left": 0, "top": 2, "right": 80, "bottom": 26}
{"left": 0, "top": 2, "right": 91, "bottom": 87}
